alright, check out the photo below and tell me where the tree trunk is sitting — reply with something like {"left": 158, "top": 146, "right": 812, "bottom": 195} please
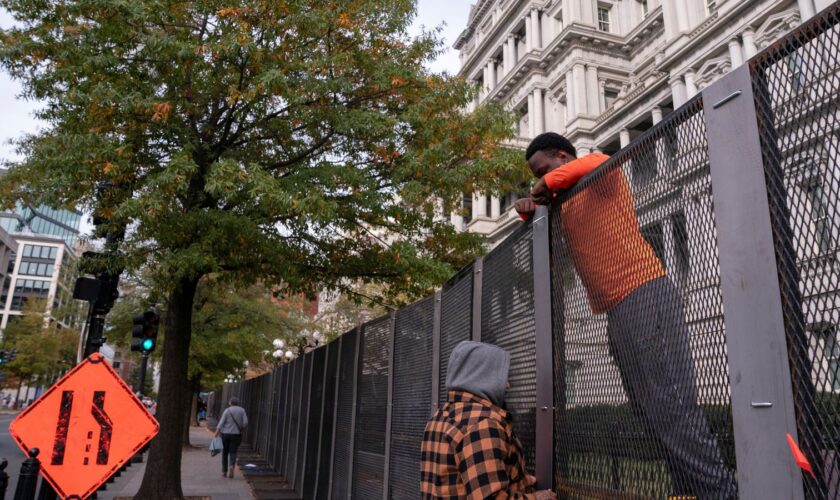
{"left": 14, "top": 378, "right": 23, "bottom": 409}
{"left": 135, "top": 276, "right": 199, "bottom": 500}
{"left": 182, "top": 375, "right": 200, "bottom": 448}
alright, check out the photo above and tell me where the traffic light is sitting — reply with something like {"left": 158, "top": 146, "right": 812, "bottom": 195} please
{"left": 131, "top": 309, "right": 159, "bottom": 353}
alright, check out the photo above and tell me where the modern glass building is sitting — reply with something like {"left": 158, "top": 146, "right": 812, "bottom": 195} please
{"left": 0, "top": 203, "right": 82, "bottom": 247}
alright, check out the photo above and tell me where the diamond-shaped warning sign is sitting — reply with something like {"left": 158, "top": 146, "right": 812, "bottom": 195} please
{"left": 10, "top": 353, "right": 159, "bottom": 499}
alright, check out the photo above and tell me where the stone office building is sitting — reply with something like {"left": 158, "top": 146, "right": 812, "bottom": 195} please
{"left": 453, "top": 0, "right": 828, "bottom": 245}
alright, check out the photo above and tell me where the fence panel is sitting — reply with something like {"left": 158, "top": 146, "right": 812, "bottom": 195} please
{"left": 284, "top": 358, "right": 303, "bottom": 480}
{"left": 388, "top": 296, "right": 435, "bottom": 499}
{"left": 277, "top": 363, "right": 291, "bottom": 474}
{"left": 438, "top": 265, "right": 474, "bottom": 405}
{"left": 750, "top": 5, "right": 840, "bottom": 497}
{"left": 352, "top": 316, "right": 391, "bottom": 499}
{"left": 316, "top": 339, "right": 341, "bottom": 500}
{"left": 294, "top": 353, "right": 313, "bottom": 492}
{"left": 550, "top": 96, "right": 737, "bottom": 498}
{"left": 303, "top": 347, "right": 327, "bottom": 498}
{"left": 480, "top": 224, "right": 538, "bottom": 470}
{"left": 331, "top": 328, "right": 359, "bottom": 500}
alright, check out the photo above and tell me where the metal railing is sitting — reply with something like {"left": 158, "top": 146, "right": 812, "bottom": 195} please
{"left": 211, "top": 4, "right": 840, "bottom": 498}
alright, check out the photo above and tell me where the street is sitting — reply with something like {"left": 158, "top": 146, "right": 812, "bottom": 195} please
{"left": 0, "top": 412, "right": 23, "bottom": 497}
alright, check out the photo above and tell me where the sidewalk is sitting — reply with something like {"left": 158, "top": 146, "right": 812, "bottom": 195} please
{"left": 98, "top": 425, "right": 254, "bottom": 500}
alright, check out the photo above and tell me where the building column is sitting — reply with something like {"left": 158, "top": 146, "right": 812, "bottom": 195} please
{"left": 490, "top": 197, "right": 501, "bottom": 218}
{"left": 728, "top": 39, "right": 744, "bottom": 67}
{"left": 585, "top": 65, "right": 599, "bottom": 115}
{"left": 675, "top": 0, "right": 691, "bottom": 32}
{"left": 533, "top": 88, "right": 545, "bottom": 135}
{"left": 482, "top": 65, "right": 489, "bottom": 97}
{"left": 684, "top": 70, "right": 698, "bottom": 98}
{"left": 797, "top": 0, "right": 816, "bottom": 20}
{"left": 504, "top": 36, "right": 514, "bottom": 73}
{"left": 598, "top": 80, "right": 607, "bottom": 112}
{"left": 742, "top": 28, "right": 758, "bottom": 58}
{"left": 573, "top": 64, "right": 587, "bottom": 116}
{"left": 530, "top": 9, "right": 542, "bottom": 50}
{"left": 620, "top": 128, "right": 631, "bottom": 148}
{"left": 565, "top": 71, "right": 576, "bottom": 119}
{"left": 670, "top": 76, "right": 687, "bottom": 108}
{"left": 524, "top": 15, "right": 533, "bottom": 53}
{"left": 528, "top": 92, "right": 536, "bottom": 137}
{"left": 651, "top": 106, "right": 663, "bottom": 124}
{"left": 487, "top": 60, "right": 496, "bottom": 89}
{"left": 511, "top": 34, "right": 519, "bottom": 67}
{"left": 556, "top": 99, "right": 567, "bottom": 133}
{"left": 472, "top": 192, "right": 487, "bottom": 218}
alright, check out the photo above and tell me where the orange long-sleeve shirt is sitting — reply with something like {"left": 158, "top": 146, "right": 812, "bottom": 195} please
{"left": 543, "top": 153, "right": 664, "bottom": 313}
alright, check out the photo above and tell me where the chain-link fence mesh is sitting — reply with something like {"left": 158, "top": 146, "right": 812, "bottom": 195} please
{"left": 389, "top": 296, "right": 435, "bottom": 499}
{"left": 751, "top": 4, "right": 840, "bottom": 498}
{"left": 331, "top": 329, "right": 358, "bottom": 500}
{"left": 316, "top": 341, "right": 340, "bottom": 500}
{"left": 303, "top": 348, "right": 327, "bottom": 498}
{"left": 480, "top": 224, "right": 538, "bottom": 471}
{"left": 438, "top": 265, "right": 473, "bottom": 406}
{"left": 352, "top": 316, "right": 391, "bottom": 499}
{"left": 550, "top": 97, "right": 737, "bottom": 499}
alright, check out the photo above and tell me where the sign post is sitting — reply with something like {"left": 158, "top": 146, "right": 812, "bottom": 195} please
{"left": 9, "top": 353, "right": 159, "bottom": 499}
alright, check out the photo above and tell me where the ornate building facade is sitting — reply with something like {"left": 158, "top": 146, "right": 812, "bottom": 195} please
{"left": 453, "top": 0, "right": 828, "bottom": 246}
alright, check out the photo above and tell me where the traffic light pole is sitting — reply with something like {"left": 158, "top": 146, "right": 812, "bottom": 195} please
{"left": 138, "top": 351, "right": 150, "bottom": 397}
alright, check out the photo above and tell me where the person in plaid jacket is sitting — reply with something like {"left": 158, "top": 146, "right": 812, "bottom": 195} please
{"left": 421, "top": 341, "right": 557, "bottom": 500}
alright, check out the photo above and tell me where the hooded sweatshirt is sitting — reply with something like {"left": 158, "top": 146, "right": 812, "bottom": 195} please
{"left": 421, "top": 341, "right": 536, "bottom": 499}
{"left": 445, "top": 340, "right": 510, "bottom": 407}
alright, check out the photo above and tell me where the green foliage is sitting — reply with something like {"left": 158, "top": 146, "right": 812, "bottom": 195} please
{"left": 3, "top": 299, "right": 79, "bottom": 382}
{"left": 0, "top": 0, "right": 525, "bottom": 302}
{"left": 190, "top": 277, "right": 315, "bottom": 387}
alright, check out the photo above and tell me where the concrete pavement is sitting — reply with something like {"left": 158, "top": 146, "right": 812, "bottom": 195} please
{"left": 98, "top": 425, "right": 254, "bottom": 500}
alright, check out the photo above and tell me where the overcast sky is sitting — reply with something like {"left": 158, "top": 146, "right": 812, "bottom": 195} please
{"left": 0, "top": 1, "right": 470, "bottom": 164}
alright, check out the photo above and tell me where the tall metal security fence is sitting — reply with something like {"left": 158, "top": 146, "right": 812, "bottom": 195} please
{"left": 209, "top": 5, "right": 840, "bottom": 499}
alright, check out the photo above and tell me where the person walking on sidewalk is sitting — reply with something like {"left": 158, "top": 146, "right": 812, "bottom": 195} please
{"left": 215, "top": 397, "right": 248, "bottom": 478}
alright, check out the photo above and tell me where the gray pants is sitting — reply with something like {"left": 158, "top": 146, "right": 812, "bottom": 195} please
{"left": 607, "top": 277, "right": 737, "bottom": 499}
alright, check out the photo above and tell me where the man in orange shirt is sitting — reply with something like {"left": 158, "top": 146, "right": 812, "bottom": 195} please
{"left": 517, "top": 133, "right": 736, "bottom": 499}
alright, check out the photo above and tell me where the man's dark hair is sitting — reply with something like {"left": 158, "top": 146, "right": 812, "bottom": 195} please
{"left": 525, "top": 132, "right": 577, "bottom": 161}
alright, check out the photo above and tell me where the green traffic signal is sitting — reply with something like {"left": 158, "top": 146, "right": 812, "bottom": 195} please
{"left": 142, "top": 338, "right": 154, "bottom": 351}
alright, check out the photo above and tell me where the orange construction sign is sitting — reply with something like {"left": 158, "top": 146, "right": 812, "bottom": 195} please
{"left": 9, "top": 353, "right": 159, "bottom": 499}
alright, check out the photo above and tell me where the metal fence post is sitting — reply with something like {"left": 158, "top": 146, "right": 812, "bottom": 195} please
{"left": 382, "top": 311, "right": 397, "bottom": 500}
{"left": 472, "top": 257, "right": 483, "bottom": 342}
{"left": 531, "top": 205, "right": 554, "bottom": 490}
{"left": 703, "top": 64, "right": 804, "bottom": 499}
{"left": 430, "top": 290, "right": 442, "bottom": 415}
{"left": 13, "top": 449, "right": 40, "bottom": 500}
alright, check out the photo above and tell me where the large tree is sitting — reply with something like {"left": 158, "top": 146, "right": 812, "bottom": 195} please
{"left": 3, "top": 299, "right": 79, "bottom": 404}
{"left": 0, "top": 1, "right": 524, "bottom": 496}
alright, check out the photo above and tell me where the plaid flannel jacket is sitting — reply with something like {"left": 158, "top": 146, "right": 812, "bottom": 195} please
{"left": 420, "top": 390, "right": 536, "bottom": 499}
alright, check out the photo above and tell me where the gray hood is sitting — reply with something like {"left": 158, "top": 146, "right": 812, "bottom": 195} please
{"left": 445, "top": 341, "right": 510, "bottom": 406}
